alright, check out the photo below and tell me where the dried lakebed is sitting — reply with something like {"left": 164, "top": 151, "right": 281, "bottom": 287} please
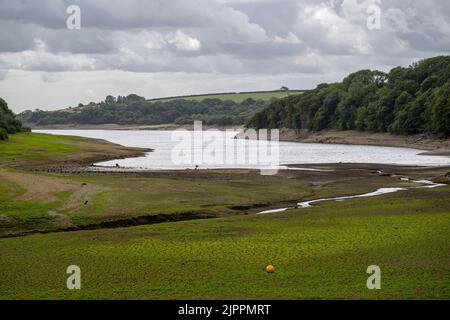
{"left": 33, "top": 129, "right": 450, "bottom": 219}
{"left": 258, "top": 173, "right": 446, "bottom": 214}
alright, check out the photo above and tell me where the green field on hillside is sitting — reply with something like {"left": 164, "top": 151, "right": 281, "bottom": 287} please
{"left": 151, "top": 90, "right": 303, "bottom": 103}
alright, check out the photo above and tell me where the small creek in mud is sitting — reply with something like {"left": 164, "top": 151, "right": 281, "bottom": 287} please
{"left": 257, "top": 174, "right": 446, "bottom": 214}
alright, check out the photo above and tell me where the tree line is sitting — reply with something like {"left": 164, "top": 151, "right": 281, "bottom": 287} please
{"left": 18, "top": 95, "right": 269, "bottom": 127}
{"left": 0, "top": 98, "right": 27, "bottom": 140}
{"left": 246, "top": 56, "right": 450, "bottom": 136}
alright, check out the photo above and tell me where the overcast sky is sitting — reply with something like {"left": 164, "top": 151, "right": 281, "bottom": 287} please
{"left": 0, "top": 0, "right": 449, "bottom": 112}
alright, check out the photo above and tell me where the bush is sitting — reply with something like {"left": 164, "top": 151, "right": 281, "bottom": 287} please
{"left": 0, "top": 127, "right": 8, "bottom": 140}
{"left": 0, "top": 98, "right": 23, "bottom": 135}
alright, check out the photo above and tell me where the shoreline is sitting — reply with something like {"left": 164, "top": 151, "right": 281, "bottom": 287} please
{"left": 31, "top": 125, "right": 450, "bottom": 156}
{"left": 24, "top": 128, "right": 450, "bottom": 175}
{"left": 28, "top": 123, "right": 243, "bottom": 131}
{"left": 4, "top": 133, "right": 152, "bottom": 171}
{"left": 245, "top": 128, "right": 450, "bottom": 156}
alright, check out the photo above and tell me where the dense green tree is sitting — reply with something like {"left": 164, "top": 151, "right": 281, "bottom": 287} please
{"left": 105, "top": 95, "right": 116, "bottom": 104}
{"left": 19, "top": 95, "right": 269, "bottom": 127}
{"left": 430, "top": 81, "right": 450, "bottom": 135}
{"left": 0, "top": 98, "right": 26, "bottom": 140}
{"left": 246, "top": 56, "right": 450, "bottom": 137}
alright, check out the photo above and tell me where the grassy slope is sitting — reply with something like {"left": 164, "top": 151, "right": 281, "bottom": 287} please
{"left": 0, "top": 132, "right": 146, "bottom": 168}
{"left": 0, "top": 186, "right": 449, "bottom": 299}
{"left": 150, "top": 91, "right": 303, "bottom": 103}
{"left": 0, "top": 132, "right": 84, "bottom": 166}
{"left": 0, "top": 170, "right": 316, "bottom": 234}
{"left": 0, "top": 132, "right": 449, "bottom": 299}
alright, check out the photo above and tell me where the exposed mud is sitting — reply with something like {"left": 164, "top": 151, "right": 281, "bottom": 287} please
{"left": 228, "top": 203, "right": 270, "bottom": 211}
{"left": 236, "top": 129, "right": 450, "bottom": 156}
{"left": 48, "top": 211, "right": 73, "bottom": 228}
{"left": 0, "top": 214, "right": 16, "bottom": 224}
{"left": 274, "top": 129, "right": 450, "bottom": 156}
{"left": 257, "top": 170, "right": 447, "bottom": 214}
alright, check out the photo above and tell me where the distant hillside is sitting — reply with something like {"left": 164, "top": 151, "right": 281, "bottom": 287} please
{"left": 0, "top": 98, "right": 26, "bottom": 140}
{"left": 19, "top": 90, "right": 296, "bottom": 127}
{"left": 149, "top": 90, "right": 303, "bottom": 103}
{"left": 247, "top": 56, "right": 450, "bottom": 136}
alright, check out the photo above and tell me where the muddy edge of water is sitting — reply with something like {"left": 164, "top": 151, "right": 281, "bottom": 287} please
{"left": 257, "top": 169, "right": 447, "bottom": 214}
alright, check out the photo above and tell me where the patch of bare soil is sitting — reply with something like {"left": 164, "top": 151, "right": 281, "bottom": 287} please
{"left": 59, "top": 184, "right": 108, "bottom": 211}
{"left": 0, "top": 214, "right": 16, "bottom": 224}
{"left": 48, "top": 211, "right": 73, "bottom": 228}
{"left": 433, "top": 172, "right": 450, "bottom": 184}
{"left": 0, "top": 171, "right": 79, "bottom": 202}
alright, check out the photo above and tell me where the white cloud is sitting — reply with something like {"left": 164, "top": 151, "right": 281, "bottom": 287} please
{"left": 298, "top": 1, "right": 371, "bottom": 54}
{"left": 166, "top": 30, "right": 201, "bottom": 51}
{"left": 0, "top": 39, "right": 96, "bottom": 72}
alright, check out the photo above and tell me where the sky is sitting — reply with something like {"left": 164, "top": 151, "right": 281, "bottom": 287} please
{"left": 0, "top": 0, "right": 449, "bottom": 113}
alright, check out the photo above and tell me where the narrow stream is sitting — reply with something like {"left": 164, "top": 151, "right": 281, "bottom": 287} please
{"left": 257, "top": 174, "right": 446, "bottom": 214}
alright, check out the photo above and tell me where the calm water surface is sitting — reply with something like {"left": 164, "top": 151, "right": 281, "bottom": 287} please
{"left": 34, "top": 130, "right": 450, "bottom": 169}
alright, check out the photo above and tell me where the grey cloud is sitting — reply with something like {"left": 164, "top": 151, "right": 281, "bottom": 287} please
{"left": 0, "top": 0, "right": 67, "bottom": 29}
{"left": 382, "top": 1, "right": 450, "bottom": 53}
{"left": 0, "top": 0, "right": 263, "bottom": 30}
{"left": 218, "top": 41, "right": 306, "bottom": 59}
{"left": 228, "top": 0, "right": 301, "bottom": 36}
{"left": 0, "top": 0, "right": 449, "bottom": 76}
{"left": 0, "top": 21, "right": 37, "bottom": 52}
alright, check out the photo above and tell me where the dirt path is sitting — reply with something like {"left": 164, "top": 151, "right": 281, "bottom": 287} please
{"left": 0, "top": 171, "right": 107, "bottom": 229}
{"left": 59, "top": 184, "right": 109, "bottom": 211}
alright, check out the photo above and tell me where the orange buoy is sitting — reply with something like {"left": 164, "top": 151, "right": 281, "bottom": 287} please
{"left": 265, "top": 264, "right": 275, "bottom": 273}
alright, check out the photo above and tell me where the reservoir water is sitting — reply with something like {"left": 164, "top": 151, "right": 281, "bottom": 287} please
{"left": 34, "top": 130, "right": 450, "bottom": 169}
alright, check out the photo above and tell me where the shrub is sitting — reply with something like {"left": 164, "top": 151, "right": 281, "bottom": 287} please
{"left": 0, "top": 127, "right": 8, "bottom": 140}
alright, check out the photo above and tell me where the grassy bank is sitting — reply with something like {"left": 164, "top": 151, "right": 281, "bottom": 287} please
{"left": 0, "top": 132, "right": 148, "bottom": 168}
{"left": 0, "top": 185, "right": 449, "bottom": 299}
